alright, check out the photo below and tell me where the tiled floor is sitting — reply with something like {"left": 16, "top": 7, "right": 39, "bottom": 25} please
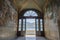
{"left": 16, "top": 36, "right": 47, "bottom": 40}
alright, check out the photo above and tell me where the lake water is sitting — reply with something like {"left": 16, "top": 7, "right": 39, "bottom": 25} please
{"left": 26, "top": 27, "right": 36, "bottom": 30}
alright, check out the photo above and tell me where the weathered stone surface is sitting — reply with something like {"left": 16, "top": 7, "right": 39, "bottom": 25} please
{"left": 0, "top": 0, "right": 17, "bottom": 40}
{"left": 44, "top": 4, "right": 59, "bottom": 40}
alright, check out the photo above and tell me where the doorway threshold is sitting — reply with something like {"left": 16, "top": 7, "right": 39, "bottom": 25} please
{"left": 25, "top": 35, "right": 36, "bottom": 37}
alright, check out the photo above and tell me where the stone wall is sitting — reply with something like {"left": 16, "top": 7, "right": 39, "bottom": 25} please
{"left": 0, "top": 0, "right": 18, "bottom": 40}
{"left": 44, "top": 4, "right": 59, "bottom": 40}
{"left": 57, "top": 6, "right": 60, "bottom": 40}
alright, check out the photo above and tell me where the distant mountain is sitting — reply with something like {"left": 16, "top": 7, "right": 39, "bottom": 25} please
{"left": 26, "top": 22, "right": 35, "bottom": 28}
{"left": 19, "top": 21, "right": 35, "bottom": 28}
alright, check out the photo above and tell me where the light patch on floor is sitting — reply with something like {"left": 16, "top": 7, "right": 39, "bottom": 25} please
{"left": 25, "top": 35, "right": 36, "bottom": 37}
{"left": 16, "top": 37, "right": 47, "bottom": 40}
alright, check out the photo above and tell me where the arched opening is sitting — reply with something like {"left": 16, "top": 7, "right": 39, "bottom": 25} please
{"left": 24, "top": 10, "right": 38, "bottom": 16}
{"left": 24, "top": 10, "right": 38, "bottom": 37}
{"left": 17, "top": 9, "right": 45, "bottom": 37}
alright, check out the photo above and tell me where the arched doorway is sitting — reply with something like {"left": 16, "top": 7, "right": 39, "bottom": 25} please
{"left": 24, "top": 10, "right": 38, "bottom": 37}
{"left": 17, "top": 9, "right": 45, "bottom": 37}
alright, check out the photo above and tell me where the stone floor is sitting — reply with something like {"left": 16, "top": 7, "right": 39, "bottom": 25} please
{"left": 15, "top": 36, "right": 47, "bottom": 40}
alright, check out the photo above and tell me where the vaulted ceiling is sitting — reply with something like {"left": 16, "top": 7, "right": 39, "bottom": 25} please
{"left": 0, "top": 0, "right": 59, "bottom": 12}
{"left": 13, "top": 0, "right": 51, "bottom": 12}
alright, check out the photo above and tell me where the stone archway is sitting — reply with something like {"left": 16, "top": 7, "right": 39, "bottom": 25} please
{"left": 17, "top": 9, "right": 45, "bottom": 37}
